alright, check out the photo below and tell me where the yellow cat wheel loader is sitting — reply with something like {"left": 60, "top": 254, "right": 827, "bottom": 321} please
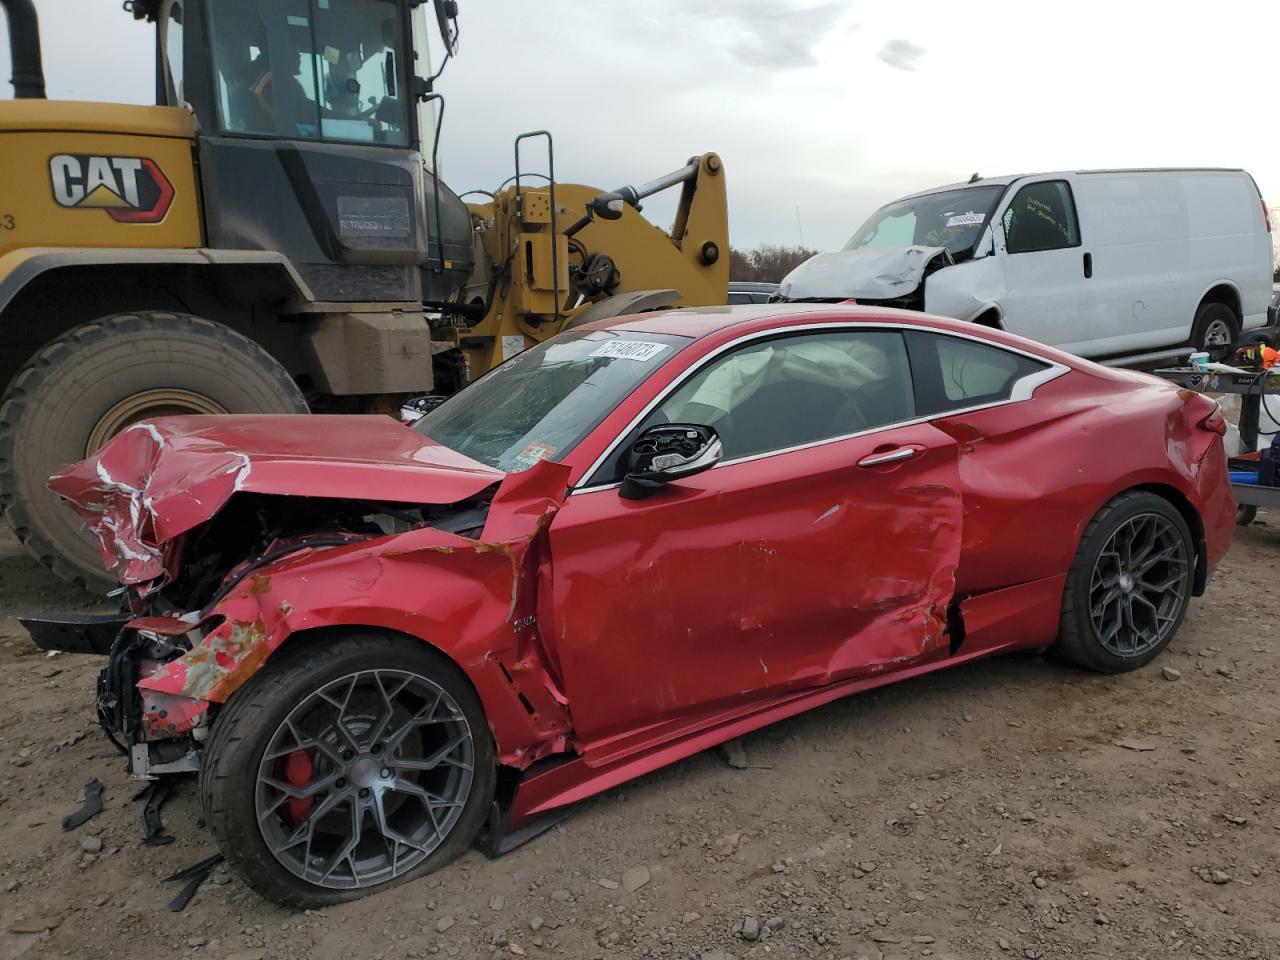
{"left": 0, "top": 0, "right": 728, "bottom": 591}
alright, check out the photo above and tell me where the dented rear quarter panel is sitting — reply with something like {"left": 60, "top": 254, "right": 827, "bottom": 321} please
{"left": 935, "top": 367, "right": 1233, "bottom": 601}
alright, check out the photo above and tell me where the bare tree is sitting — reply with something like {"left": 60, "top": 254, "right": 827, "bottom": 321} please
{"left": 729, "top": 245, "right": 818, "bottom": 283}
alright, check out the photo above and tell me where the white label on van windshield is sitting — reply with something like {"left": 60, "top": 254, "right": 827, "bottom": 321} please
{"left": 945, "top": 211, "right": 986, "bottom": 227}
{"left": 590, "top": 340, "right": 669, "bottom": 362}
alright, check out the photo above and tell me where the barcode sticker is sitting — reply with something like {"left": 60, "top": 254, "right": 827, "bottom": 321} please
{"left": 945, "top": 211, "right": 985, "bottom": 227}
{"left": 589, "top": 340, "right": 669, "bottom": 362}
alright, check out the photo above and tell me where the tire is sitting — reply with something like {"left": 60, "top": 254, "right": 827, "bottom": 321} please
{"left": 1236, "top": 504, "right": 1258, "bottom": 526}
{"left": 0, "top": 312, "right": 307, "bottom": 592}
{"left": 1054, "top": 491, "right": 1195, "bottom": 673}
{"left": 200, "top": 630, "right": 496, "bottom": 908}
{"left": 1190, "top": 301, "right": 1239, "bottom": 362}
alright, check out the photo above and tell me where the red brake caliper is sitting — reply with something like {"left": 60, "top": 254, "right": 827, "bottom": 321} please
{"left": 279, "top": 750, "right": 316, "bottom": 823}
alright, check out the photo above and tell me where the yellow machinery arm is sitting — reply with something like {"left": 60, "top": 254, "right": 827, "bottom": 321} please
{"left": 449, "top": 152, "right": 728, "bottom": 377}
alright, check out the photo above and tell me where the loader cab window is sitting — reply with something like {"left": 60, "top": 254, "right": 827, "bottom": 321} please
{"left": 209, "top": 0, "right": 409, "bottom": 146}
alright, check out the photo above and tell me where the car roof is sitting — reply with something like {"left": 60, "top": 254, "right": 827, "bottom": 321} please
{"left": 583, "top": 303, "right": 829, "bottom": 338}
{"left": 581, "top": 303, "right": 1083, "bottom": 366}
{"left": 586, "top": 302, "right": 1039, "bottom": 350}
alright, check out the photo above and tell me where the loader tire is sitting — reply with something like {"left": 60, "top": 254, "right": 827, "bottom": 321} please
{"left": 0, "top": 312, "right": 307, "bottom": 593}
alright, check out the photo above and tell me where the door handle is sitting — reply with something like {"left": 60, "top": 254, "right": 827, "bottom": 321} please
{"left": 1083, "top": 252, "right": 1093, "bottom": 278}
{"left": 857, "top": 445, "right": 921, "bottom": 468}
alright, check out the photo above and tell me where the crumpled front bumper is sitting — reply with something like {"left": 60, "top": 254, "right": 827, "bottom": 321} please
{"left": 20, "top": 611, "right": 210, "bottom": 778}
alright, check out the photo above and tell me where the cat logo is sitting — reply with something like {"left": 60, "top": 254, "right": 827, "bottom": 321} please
{"left": 49, "top": 154, "right": 175, "bottom": 224}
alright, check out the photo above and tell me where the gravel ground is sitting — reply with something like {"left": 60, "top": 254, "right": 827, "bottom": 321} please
{"left": 0, "top": 518, "right": 1277, "bottom": 960}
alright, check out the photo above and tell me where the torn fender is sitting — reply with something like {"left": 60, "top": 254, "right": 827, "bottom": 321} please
{"left": 136, "top": 460, "right": 575, "bottom": 767}
{"left": 49, "top": 415, "right": 505, "bottom": 585}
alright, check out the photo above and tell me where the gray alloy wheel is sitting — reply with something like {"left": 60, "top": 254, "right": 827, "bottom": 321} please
{"left": 255, "top": 669, "right": 476, "bottom": 890}
{"left": 1087, "top": 513, "right": 1191, "bottom": 659}
{"left": 201, "top": 632, "right": 495, "bottom": 907}
{"left": 1054, "top": 491, "right": 1196, "bottom": 673}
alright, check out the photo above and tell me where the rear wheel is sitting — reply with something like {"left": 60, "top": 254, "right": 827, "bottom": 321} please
{"left": 1055, "top": 492, "right": 1194, "bottom": 672}
{"left": 0, "top": 312, "right": 307, "bottom": 592}
{"left": 200, "top": 631, "right": 495, "bottom": 908}
{"left": 1191, "top": 302, "right": 1239, "bottom": 361}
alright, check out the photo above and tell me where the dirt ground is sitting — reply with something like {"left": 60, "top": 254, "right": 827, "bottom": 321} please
{"left": 0, "top": 517, "right": 1277, "bottom": 960}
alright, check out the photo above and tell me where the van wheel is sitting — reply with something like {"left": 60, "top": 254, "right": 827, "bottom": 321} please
{"left": 1191, "top": 302, "right": 1239, "bottom": 361}
{"left": 1054, "top": 492, "right": 1194, "bottom": 673}
{"left": 0, "top": 312, "right": 307, "bottom": 592}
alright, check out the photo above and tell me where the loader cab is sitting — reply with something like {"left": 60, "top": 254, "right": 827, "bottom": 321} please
{"left": 153, "top": 0, "right": 472, "bottom": 304}
{"left": 161, "top": 0, "right": 412, "bottom": 146}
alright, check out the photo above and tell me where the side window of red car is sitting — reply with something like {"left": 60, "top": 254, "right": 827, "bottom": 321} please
{"left": 633, "top": 329, "right": 916, "bottom": 465}
{"left": 905, "top": 331, "right": 1050, "bottom": 416}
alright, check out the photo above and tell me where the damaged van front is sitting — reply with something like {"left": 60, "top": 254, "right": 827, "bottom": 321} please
{"left": 779, "top": 168, "right": 1274, "bottom": 363}
{"left": 779, "top": 182, "right": 1007, "bottom": 312}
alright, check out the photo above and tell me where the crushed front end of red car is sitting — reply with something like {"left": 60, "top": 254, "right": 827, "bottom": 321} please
{"left": 23, "top": 415, "right": 578, "bottom": 781}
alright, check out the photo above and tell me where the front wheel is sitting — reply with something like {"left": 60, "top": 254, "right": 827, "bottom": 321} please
{"left": 200, "top": 631, "right": 495, "bottom": 907}
{"left": 1054, "top": 492, "right": 1195, "bottom": 673}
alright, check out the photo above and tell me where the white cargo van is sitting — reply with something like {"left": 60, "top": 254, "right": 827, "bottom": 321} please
{"left": 779, "top": 168, "right": 1274, "bottom": 363}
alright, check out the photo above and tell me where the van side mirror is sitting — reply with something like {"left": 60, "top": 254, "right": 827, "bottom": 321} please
{"left": 620, "top": 424, "right": 722, "bottom": 500}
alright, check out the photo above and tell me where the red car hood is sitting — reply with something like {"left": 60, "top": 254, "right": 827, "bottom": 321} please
{"left": 49, "top": 415, "right": 506, "bottom": 585}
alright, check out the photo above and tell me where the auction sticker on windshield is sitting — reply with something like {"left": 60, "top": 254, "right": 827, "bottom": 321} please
{"left": 510, "top": 441, "right": 558, "bottom": 470}
{"left": 590, "top": 341, "right": 669, "bottom": 362}
{"left": 945, "top": 212, "right": 985, "bottom": 227}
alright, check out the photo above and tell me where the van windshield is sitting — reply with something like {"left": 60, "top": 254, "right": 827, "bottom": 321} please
{"left": 845, "top": 185, "right": 1005, "bottom": 259}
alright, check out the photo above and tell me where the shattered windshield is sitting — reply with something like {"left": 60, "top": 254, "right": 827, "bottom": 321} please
{"left": 845, "top": 185, "right": 1005, "bottom": 258}
{"left": 415, "top": 330, "right": 689, "bottom": 472}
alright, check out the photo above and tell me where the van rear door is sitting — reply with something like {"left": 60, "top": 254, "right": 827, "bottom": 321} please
{"left": 1070, "top": 172, "right": 1190, "bottom": 353}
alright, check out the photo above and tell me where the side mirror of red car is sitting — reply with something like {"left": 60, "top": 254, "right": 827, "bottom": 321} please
{"left": 620, "top": 423, "right": 723, "bottom": 500}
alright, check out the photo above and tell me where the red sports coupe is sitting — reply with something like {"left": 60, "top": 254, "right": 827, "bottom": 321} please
{"left": 26, "top": 305, "right": 1234, "bottom": 906}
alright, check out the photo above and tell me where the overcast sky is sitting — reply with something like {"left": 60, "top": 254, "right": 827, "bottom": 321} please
{"left": 3, "top": 0, "right": 1279, "bottom": 251}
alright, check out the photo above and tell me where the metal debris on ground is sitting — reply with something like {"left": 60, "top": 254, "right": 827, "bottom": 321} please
{"left": 165, "top": 853, "right": 224, "bottom": 912}
{"left": 61, "top": 778, "right": 104, "bottom": 831}
{"left": 1113, "top": 738, "right": 1158, "bottom": 752}
{"left": 136, "top": 777, "right": 178, "bottom": 846}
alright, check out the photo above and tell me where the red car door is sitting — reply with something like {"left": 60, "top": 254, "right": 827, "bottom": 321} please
{"left": 546, "top": 327, "right": 965, "bottom": 760}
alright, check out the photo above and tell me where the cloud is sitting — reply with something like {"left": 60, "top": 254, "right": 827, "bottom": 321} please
{"left": 693, "top": 1, "right": 855, "bottom": 69}
{"left": 876, "top": 38, "right": 926, "bottom": 71}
